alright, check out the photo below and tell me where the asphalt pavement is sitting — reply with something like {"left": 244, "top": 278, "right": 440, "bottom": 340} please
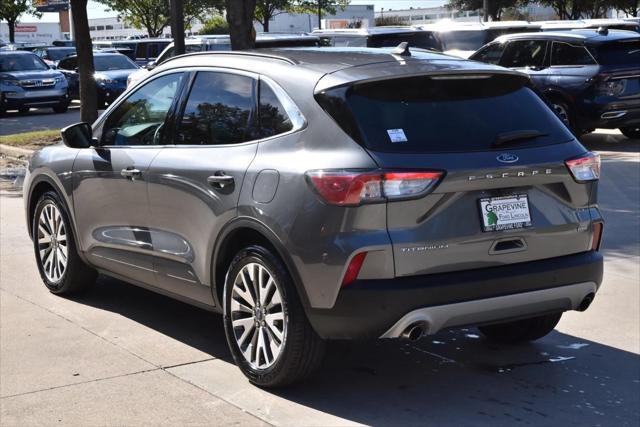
{"left": 0, "top": 104, "right": 104, "bottom": 136}
{"left": 0, "top": 131, "right": 638, "bottom": 426}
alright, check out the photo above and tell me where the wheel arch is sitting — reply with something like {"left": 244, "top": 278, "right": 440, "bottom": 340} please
{"left": 211, "top": 217, "right": 310, "bottom": 310}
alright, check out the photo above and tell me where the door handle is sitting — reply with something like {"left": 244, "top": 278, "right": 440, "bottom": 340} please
{"left": 121, "top": 167, "right": 142, "bottom": 180}
{"left": 207, "top": 172, "right": 234, "bottom": 189}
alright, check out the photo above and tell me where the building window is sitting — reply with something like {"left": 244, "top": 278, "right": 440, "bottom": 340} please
{"left": 97, "top": 25, "right": 104, "bottom": 31}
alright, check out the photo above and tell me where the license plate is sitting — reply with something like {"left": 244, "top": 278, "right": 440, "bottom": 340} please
{"left": 479, "top": 194, "right": 532, "bottom": 232}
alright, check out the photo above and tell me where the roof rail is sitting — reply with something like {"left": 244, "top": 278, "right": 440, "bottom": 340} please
{"left": 163, "top": 50, "right": 298, "bottom": 66}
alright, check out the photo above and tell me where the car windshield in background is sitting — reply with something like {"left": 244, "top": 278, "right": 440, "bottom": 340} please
{"left": 590, "top": 40, "right": 640, "bottom": 66}
{"left": 94, "top": 55, "right": 138, "bottom": 71}
{"left": 436, "top": 30, "right": 489, "bottom": 51}
{"left": 48, "top": 48, "right": 75, "bottom": 61}
{"left": 0, "top": 54, "right": 49, "bottom": 72}
{"left": 316, "top": 75, "right": 574, "bottom": 153}
{"left": 369, "top": 33, "right": 442, "bottom": 50}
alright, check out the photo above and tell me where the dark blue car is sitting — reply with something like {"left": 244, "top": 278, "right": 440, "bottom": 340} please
{"left": 57, "top": 52, "right": 139, "bottom": 108}
{"left": 470, "top": 29, "right": 640, "bottom": 139}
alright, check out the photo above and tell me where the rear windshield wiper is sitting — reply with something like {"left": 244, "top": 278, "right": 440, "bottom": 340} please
{"left": 493, "top": 130, "right": 548, "bottom": 147}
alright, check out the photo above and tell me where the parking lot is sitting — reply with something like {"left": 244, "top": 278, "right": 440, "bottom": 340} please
{"left": 0, "top": 128, "right": 638, "bottom": 425}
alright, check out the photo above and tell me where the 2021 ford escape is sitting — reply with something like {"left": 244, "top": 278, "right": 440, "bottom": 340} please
{"left": 24, "top": 46, "right": 604, "bottom": 387}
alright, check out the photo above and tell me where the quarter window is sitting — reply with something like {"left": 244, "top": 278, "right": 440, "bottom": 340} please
{"left": 100, "top": 73, "right": 184, "bottom": 146}
{"left": 501, "top": 40, "right": 547, "bottom": 68}
{"left": 258, "top": 80, "right": 293, "bottom": 138}
{"left": 551, "top": 42, "right": 596, "bottom": 66}
{"left": 176, "top": 72, "right": 256, "bottom": 145}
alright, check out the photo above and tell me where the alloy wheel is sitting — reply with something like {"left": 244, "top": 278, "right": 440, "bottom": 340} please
{"left": 230, "top": 262, "right": 286, "bottom": 370}
{"left": 37, "top": 203, "right": 68, "bottom": 283}
{"left": 552, "top": 103, "right": 570, "bottom": 126}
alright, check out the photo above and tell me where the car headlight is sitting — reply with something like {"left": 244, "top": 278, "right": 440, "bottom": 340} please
{"left": 597, "top": 79, "right": 627, "bottom": 97}
{"left": 0, "top": 79, "right": 20, "bottom": 87}
{"left": 94, "top": 74, "right": 116, "bottom": 85}
{"left": 54, "top": 76, "right": 66, "bottom": 84}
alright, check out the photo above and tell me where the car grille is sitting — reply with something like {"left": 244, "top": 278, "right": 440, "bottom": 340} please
{"left": 20, "top": 79, "right": 56, "bottom": 88}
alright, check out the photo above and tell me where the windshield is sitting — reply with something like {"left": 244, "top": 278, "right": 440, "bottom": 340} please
{"left": 0, "top": 53, "right": 49, "bottom": 72}
{"left": 369, "top": 32, "right": 442, "bottom": 50}
{"left": 436, "top": 30, "right": 489, "bottom": 51}
{"left": 94, "top": 55, "right": 138, "bottom": 71}
{"left": 48, "top": 48, "right": 75, "bottom": 61}
{"left": 316, "top": 75, "right": 573, "bottom": 153}
{"left": 590, "top": 40, "right": 640, "bottom": 66}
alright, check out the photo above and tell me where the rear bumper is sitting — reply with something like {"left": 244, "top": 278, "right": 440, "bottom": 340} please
{"left": 306, "top": 251, "right": 603, "bottom": 340}
{"left": 581, "top": 98, "right": 640, "bottom": 130}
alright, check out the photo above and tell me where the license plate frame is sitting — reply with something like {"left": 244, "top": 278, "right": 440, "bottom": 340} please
{"left": 479, "top": 194, "right": 532, "bottom": 232}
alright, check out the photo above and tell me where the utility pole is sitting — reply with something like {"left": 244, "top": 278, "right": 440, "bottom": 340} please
{"left": 317, "top": 0, "right": 323, "bottom": 30}
{"left": 170, "top": 0, "right": 185, "bottom": 55}
{"left": 483, "top": 0, "right": 489, "bottom": 22}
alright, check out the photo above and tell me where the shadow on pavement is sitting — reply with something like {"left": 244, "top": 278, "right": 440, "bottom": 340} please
{"left": 71, "top": 273, "right": 640, "bottom": 425}
{"left": 580, "top": 132, "right": 639, "bottom": 153}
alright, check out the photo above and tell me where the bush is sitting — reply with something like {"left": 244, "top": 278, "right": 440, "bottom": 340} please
{"left": 375, "top": 16, "right": 406, "bottom": 26}
{"left": 199, "top": 15, "right": 229, "bottom": 35}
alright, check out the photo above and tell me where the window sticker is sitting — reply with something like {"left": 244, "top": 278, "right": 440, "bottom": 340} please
{"left": 387, "top": 128, "right": 408, "bottom": 143}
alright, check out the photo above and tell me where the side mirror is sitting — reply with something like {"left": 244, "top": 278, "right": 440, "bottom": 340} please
{"left": 61, "top": 122, "right": 95, "bottom": 148}
{"left": 146, "top": 60, "right": 156, "bottom": 70}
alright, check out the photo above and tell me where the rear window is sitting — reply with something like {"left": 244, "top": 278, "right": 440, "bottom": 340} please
{"left": 316, "top": 75, "right": 574, "bottom": 153}
{"left": 589, "top": 40, "right": 640, "bottom": 66}
{"left": 435, "top": 30, "right": 489, "bottom": 51}
{"left": 369, "top": 32, "right": 442, "bottom": 51}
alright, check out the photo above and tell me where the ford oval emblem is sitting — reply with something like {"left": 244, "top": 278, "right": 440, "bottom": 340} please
{"left": 497, "top": 153, "right": 519, "bottom": 163}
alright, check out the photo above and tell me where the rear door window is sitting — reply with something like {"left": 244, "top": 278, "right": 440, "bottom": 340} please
{"left": 176, "top": 71, "right": 256, "bottom": 145}
{"left": 316, "top": 75, "right": 573, "bottom": 153}
{"left": 551, "top": 42, "right": 596, "bottom": 66}
{"left": 472, "top": 43, "right": 506, "bottom": 64}
{"left": 501, "top": 40, "right": 547, "bottom": 68}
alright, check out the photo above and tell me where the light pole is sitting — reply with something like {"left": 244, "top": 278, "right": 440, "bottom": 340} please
{"left": 483, "top": 0, "right": 489, "bottom": 22}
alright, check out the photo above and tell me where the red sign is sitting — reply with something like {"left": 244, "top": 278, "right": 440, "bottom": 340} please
{"left": 15, "top": 25, "right": 38, "bottom": 32}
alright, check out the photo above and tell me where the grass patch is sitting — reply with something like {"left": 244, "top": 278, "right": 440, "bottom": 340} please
{"left": 0, "top": 129, "right": 61, "bottom": 148}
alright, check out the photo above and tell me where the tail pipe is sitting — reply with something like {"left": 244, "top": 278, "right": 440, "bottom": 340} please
{"left": 578, "top": 292, "right": 595, "bottom": 312}
{"left": 400, "top": 322, "right": 427, "bottom": 341}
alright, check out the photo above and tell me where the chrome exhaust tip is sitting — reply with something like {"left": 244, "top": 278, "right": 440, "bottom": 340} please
{"left": 578, "top": 293, "right": 595, "bottom": 312}
{"left": 400, "top": 322, "right": 426, "bottom": 341}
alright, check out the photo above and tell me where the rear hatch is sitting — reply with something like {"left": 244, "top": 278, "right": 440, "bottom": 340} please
{"left": 316, "top": 70, "right": 598, "bottom": 277}
{"left": 589, "top": 38, "right": 640, "bottom": 98}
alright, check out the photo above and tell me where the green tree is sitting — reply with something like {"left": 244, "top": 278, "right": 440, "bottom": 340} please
{"left": 0, "top": 0, "right": 41, "bottom": 43}
{"left": 446, "top": 0, "right": 520, "bottom": 21}
{"left": 96, "top": 0, "right": 223, "bottom": 37}
{"left": 611, "top": 0, "right": 639, "bottom": 16}
{"left": 226, "top": 0, "right": 257, "bottom": 49}
{"left": 298, "top": 0, "right": 350, "bottom": 29}
{"left": 199, "top": 15, "right": 229, "bottom": 34}
{"left": 255, "top": 0, "right": 295, "bottom": 32}
{"left": 70, "top": 0, "right": 98, "bottom": 123}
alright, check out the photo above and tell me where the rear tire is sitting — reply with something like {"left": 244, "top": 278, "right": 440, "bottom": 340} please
{"left": 478, "top": 313, "right": 562, "bottom": 344}
{"left": 550, "top": 100, "right": 578, "bottom": 134}
{"left": 32, "top": 191, "right": 97, "bottom": 295}
{"left": 223, "top": 245, "right": 325, "bottom": 388}
{"left": 620, "top": 126, "right": 640, "bottom": 139}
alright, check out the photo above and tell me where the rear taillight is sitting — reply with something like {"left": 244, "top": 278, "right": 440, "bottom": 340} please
{"left": 565, "top": 152, "right": 600, "bottom": 183}
{"left": 305, "top": 170, "right": 443, "bottom": 206}
{"left": 591, "top": 222, "right": 603, "bottom": 251}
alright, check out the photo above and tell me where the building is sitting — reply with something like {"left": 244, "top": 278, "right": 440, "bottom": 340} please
{"left": 374, "top": 5, "right": 557, "bottom": 25}
{"left": 254, "top": 5, "right": 375, "bottom": 33}
{"left": 0, "top": 22, "right": 62, "bottom": 44}
{"left": 88, "top": 16, "right": 206, "bottom": 40}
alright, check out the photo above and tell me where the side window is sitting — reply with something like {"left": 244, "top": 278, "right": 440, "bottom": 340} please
{"left": 155, "top": 46, "right": 174, "bottom": 64}
{"left": 332, "top": 36, "right": 367, "bottom": 47}
{"left": 58, "top": 57, "right": 77, "bottom": 70}
{"left": 473, "top": 43, "right": 506, "bottom": 64}
{"left": 501, "top": 40, "right": 547, "bottom": 68}
{"left": 176, "top": 72, "right": 256, "bottom": 145}
{"left": 148, "top": 43, "right": 160, "bottom": 58}
{"left": 551, "top": 42, "right": 596, "bottom": 66}
{"left": 258, "top": 80, "right": 293, "bottom": 138}
{"left": 100, "top": 73, "right": 184, "bottom": 146}
{"left": 136, "top": 43, "right": 146, "bottom": 59}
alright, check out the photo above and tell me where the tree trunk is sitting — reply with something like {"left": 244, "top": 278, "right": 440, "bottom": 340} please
{"left": 263, "top": 17, "right": 270, "bottom": 32}
{"left": 318, "top": 1, "right": 322, "bottom": 29}
{"left": 8, "top": 19, "right": 15, "bottom": 43}
{"left": 70, "top": 0, "right": 98, "bottom": 124}
{"left": 226, "top": 0, "right": 257, "bottom": 50}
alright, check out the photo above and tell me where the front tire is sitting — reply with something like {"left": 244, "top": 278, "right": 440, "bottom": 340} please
{"left": 478, "top": 313, "right": 562, "bottom": 344}
{"left": 32, "top": 191, "right": 97, "bottom": 294}
{"left": 52, "top": 101, "right": 69, "bottom": 114}
{"left": 223, "top": 245, "right": 325, "bottom": 387}
{"left": 620, "top": 126, "right": 640, "bottom": 139}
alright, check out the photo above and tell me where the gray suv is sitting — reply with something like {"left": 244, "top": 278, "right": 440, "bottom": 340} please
{"left": 24, "top": 47, "right": 604, "bottom": 387}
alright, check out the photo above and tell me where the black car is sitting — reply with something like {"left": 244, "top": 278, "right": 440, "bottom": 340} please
{"left": 32, "top": 46, "right": 76, "bottom": 68}
{"left": 470, "top": 29, "right": 640, "bottom": 139}
{"left": 57, "top": 52, "right": 139, "bottom": 107}
{"left": 312, "top": 27, "right": 442, "bottom": 50}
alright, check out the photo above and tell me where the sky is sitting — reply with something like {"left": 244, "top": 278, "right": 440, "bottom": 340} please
{"left": 29, "top": 0, "right": 448, "bottom": 23}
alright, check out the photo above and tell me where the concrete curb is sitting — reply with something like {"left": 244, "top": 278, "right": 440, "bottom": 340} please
{"left": 0, "top": 144, "right": 35, "bottom": 158}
